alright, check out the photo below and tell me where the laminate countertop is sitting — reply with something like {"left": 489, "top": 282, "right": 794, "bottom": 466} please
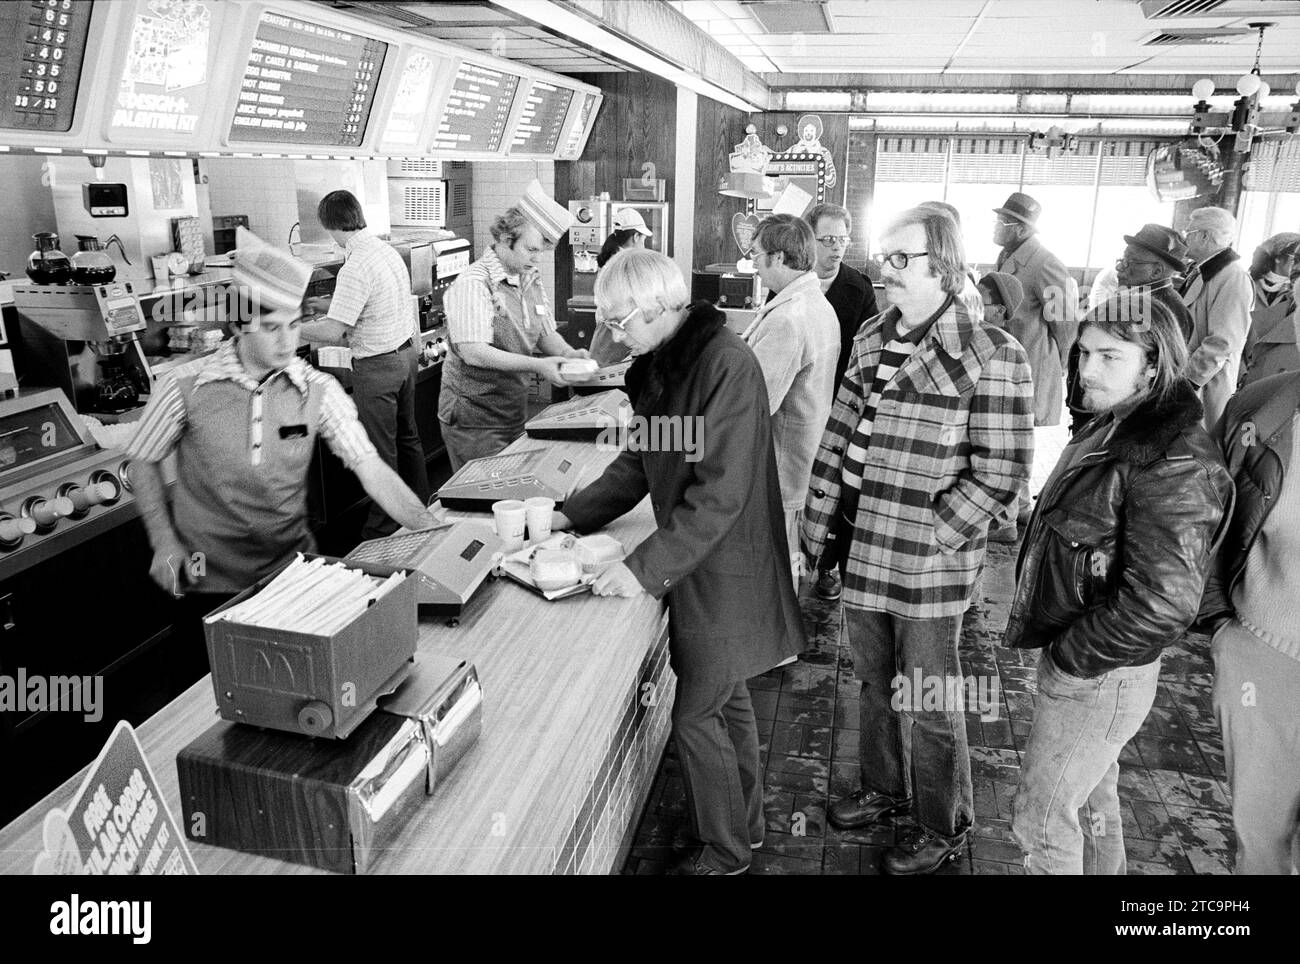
{"left": 0, "top": 435, "right": 676, "bottom": 875}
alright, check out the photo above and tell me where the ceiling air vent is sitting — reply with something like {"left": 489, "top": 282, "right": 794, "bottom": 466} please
{"left": 1138, "top": 1, "right": 1300, "bottom": 18}
{"left": 1142, "top": 27, "right": 1256, "bottom": 45}
{"left": 739, "top": 1, "right": 833, "bottom": 34}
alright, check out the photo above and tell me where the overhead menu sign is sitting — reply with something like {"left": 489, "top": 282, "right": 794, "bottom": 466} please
{"left": 230, "top": 10, "right": 386, "bottom": 147}
{"left": 510, "top": 80, "right": 573, "bottom": 155}
{"left": 561, "top": 90, "right": 599, "bottom": 158}
{"left": 0, "top": 0, "right": 93, "bottom": 133}
{"left": 432, "top": 60, "right": 519, "bottom": 154}
{"left": 107, "top": 0, "right": 217, "bottom": 141}
{"left": 380, "top": 48, "right": 447, "bottom": 151}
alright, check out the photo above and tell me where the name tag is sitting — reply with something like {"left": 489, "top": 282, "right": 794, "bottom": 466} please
{"left": 279, "top": 424, "right": 309, "bottom": 439}
{"left": 535, "top": 304, "right": 546, "bottom": 316}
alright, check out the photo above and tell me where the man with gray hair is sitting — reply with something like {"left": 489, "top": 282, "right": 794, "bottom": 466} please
{"left": 1180, "top": 205, "right": 1254, "bottom": 431}
{"left": 744, "top": 214, "right": 840, "bottom": 588}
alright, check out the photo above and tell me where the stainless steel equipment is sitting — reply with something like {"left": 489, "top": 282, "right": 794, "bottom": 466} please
{"left": 0, "top": 388, "right": 145, "bottom": 582}
{"left": 9, "top": 282, "right": 153, "bottom": 417}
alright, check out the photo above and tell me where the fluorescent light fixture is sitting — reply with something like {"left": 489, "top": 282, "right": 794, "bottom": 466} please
{"left": 125, "top": 149, "right": 150, "bottom": 156}
{"left": 82, "top": 148, "right": 108, "bottom": 155}
{"left": 784, "top": 91, "right": 852, "bottom": 111}
{"left": 199, "top": 151, "right": 220, "bottom": 157}
{"left": 34, "top": 146, "right": 62, "bottom": 153}
{"left": 490, "top": 0, "right": 764, "bottom": 113}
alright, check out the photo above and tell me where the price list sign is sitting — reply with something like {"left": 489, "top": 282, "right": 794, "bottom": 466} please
{"left": 561, "top": 91, "right": 599, "bottom": 158}
{"left": 432, "top": 61, "right": 519, "bottom": 153}
{"left": 230, "top": 11, "right": 386, "bottom": 147}
{"left": 511, "top": 80, "right": 573, "bottom": 155}
{"left": 0, "top": 0, "right": 92, "bottom": 132}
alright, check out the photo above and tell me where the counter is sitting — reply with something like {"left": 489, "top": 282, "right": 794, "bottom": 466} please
{"left": 0, "top": 436, "right": 675, "bottom": 875}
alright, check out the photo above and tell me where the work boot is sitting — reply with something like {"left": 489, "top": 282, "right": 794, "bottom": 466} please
{"left": 814, "top": 569, "right": 842, "bottom": 601}
{"left": 882, "top": 826, "right": 969, "bottom": 875}
{"left": 827, "top": 789, "right": 911, "bottom": 830}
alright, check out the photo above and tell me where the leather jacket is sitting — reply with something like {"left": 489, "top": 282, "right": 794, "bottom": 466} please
{"left": 1198, "top": 370, "right": 1300, "bottom": 628}
{"left": 1003, "top": 379, "right": 1233, "bottom": 678}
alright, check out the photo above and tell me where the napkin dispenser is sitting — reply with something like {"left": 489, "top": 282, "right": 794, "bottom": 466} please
{"left": 379, "top": 656, "right": 482, "bottom": 792}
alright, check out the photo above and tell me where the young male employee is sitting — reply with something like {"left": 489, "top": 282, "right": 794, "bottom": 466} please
{"left": 300, "top": 189, "right": 429, "bottom": 539}
{"left": 438, "top": 180, "right": 588, "bottom": 471}
{"left": 127, "top": 230, "right": 440, "bottom": 683}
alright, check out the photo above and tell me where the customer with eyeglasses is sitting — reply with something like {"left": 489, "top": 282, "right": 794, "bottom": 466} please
{"left": 1179, "top": 206, "right": 1254, "bottom": 432}
{"left": 553, "top": 249, "right": 805, "bottom": 874}
{"left": 801, "top": 202, "right": 878, "bottom": 601}
{"left": 805, "top": 205, "right": 1034, "bottom": 874}
{"left": 742, "top": 214, "right": 840, "bottom": 590}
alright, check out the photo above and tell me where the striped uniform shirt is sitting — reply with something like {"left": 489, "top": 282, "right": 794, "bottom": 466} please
{"left": 327, "top": 230, "right": 415, "bottom": 359}
{"left": 126, "top": 339, "right": 377, "bottom": 470}
{"left": 443, "top": 247, "right": 555, "bottom": 348}
{"left": 833, "top": 296, "right": 951, "bottom": 563}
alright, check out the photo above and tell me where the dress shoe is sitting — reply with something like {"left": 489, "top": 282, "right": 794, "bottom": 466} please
{"left": 827, "top": 789, "right": 911, "bottom": 830}
{"left": 882, "top": 826, "right": 969, "bottom": 875}
{"left": 814, "top": 569, "right": 842, "bottom": 601}
{"left": 665, "top": 851, "right": 748, "bottom": 875}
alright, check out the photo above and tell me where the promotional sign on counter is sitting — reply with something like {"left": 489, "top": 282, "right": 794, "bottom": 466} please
{"left": 33, "top": 720, "right": 196, "bottom": 875}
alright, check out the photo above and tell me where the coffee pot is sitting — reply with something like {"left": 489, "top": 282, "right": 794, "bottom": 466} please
{"left": 26, "top": 232, "right": 73, "bottom": 284}
{"left": 70, "top": 235, "right": 117, "bottom": 286}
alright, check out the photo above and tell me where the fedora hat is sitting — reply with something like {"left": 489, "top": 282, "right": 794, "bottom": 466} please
{"left": 1122, "top": 223, "right": 1187, "bottom": 271}
{"left": 993, "top": 192, "right": 1042, "bottom": 229}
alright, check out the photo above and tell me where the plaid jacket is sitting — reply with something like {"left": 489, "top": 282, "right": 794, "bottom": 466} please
{"left": 802, "top": 296, "right": 1034, "bottom": 618}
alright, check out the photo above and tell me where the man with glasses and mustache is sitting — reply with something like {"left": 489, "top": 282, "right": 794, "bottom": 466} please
{"left": 804, "top": 205, "right": 1034, "bottom": 873}
{"left": 804, "top": 203, "right": 879, "bottom": 601}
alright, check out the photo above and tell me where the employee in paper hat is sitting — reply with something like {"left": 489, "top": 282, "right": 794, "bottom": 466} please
{"left": 126, "top": 227, "right": 441, "bottom": 691}
{"left": 438, "top": 179, "right": 593, "bottom": 471}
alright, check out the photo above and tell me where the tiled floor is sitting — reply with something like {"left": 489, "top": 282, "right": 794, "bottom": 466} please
{"left": 621, "top": 538, "right": 1235, "bottom": 875}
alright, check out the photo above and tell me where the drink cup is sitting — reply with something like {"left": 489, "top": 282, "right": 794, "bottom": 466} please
{"left": 491, "top": 499, "right": 527, "bottom": 551}
{"left": 525, "top": 496, "right": 555, "bottom": 542}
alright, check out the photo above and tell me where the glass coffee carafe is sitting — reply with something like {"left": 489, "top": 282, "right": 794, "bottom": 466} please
{"left": 26, "top": 232, "right": 73, "bottom": 284}
{"left": 70, "top": 235, "right": 117, "bottom": 285}
{"left": 93, "top": 341, "right": 140, "bottom": 414}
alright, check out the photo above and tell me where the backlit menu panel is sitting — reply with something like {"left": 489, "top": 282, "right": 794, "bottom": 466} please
{"left": 380, "top": 48, "right": 448, "bottom": 151}
{"left": 107, "top": 0, "right": 217, "bottom": 141}
{"left": 229, "top": 10, "right": 386, "bottom": 147}
{"left": 0, "top": 0, "right": 92, "bottom": 132}
{"left": 432, "top": 61, "right": 519, "bottom": 154}
{"left": 561, "top": 91, "right": 599, "bottom": 158}
{"left": 510, "top": 80, "right": 572, "bottom": 155}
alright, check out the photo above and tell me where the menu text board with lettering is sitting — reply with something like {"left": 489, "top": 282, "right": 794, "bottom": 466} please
{"left": 431, "top": 61, "right": 519, "bottom": 154}
{"left": 0, "top": 0, "right": 92, "bottom": 133}
{"left": 229, "top": 11, "right": 386, "bottom": 147}
{"left": 509, "top": 80, "right": 573, "bottom": 156}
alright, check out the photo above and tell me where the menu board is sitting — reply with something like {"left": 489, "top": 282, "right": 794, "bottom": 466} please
{"left": 107, "top": 0, "right": 218, "bottom": 141}
{"left": 229, "top": 10, "right": 386, "bottom": 147}
{"left": 380, "top": 48, "right": 448, "bottom": 151}
{"left": 0, "top": 0, "right": 93, "bottom": 133}
{"left": 561, "top": 91, "right": 599, "bottom": 158}
{"left": 510, "top": 80, "right": 573, "bottom": 155}
{"left": 431, "top": 60, "right": 519, "bottom": 154}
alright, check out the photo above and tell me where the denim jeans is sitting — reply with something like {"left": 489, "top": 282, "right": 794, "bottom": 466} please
{"left": 1211, "top": 620, "right": 1300, "bottom": 875}
{"left": 843, "top": 607, "right": 974, "bottom": 838}
{"left": 352, "top": 344, "right": 429, "bottom": 540}
{"left": 1013, "top": 650, "right": 1159, "bottom": 874}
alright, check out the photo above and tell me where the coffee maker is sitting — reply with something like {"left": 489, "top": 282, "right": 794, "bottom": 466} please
{"left": 9, "top": 282, "right": 153, "bottom": 418}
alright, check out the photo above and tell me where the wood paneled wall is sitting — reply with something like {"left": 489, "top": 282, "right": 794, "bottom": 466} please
{"left": 553, "top": 72, "right": 678, "bottom": 316}
{"left": 692, "top": 108, "right": 852, "bottom": 270}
